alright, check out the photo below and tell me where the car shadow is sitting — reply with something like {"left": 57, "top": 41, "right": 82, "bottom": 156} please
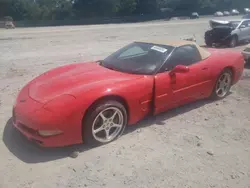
{"left": 2, "top": 98, "right": 220, "bottom": 164}
{"left": 124, "top": 98, "right": 215, "bottom": 134}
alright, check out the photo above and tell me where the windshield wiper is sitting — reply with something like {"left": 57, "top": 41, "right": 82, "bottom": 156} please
{"left": 98, "top": 62, "right": 118, "bottom": 71}
{"left": 96, "top": 60, "right": 104, "bottom": 65}
{"left": 103, "top": 65, "right": 118, "bottom": 71}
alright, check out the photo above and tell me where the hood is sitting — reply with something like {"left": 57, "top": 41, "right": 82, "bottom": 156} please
{"left": 28, "top": 62, "right": 142, "bottom": 103}
{"left": 209, "top": 19, "right": 234, "bottom": 29}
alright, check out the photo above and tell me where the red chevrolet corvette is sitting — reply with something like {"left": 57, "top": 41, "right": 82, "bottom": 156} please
{"left": 13, "top": 40, "right": 244, "bottom": 147}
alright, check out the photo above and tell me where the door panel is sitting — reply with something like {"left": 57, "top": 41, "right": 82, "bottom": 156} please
{"left": 154, "top": 59, "right": 212, "bottom": 115}
{"left": 238, "top": 28, "right": 250, "bottom": 41}
{"left": 238, "top": 21, "right": 250, "bottom": 41}
{"left": 171, "top": 61, "right": 211, "bottom": 104}
{"left": 154, "top": 72, "right": 174, "bottom": 114}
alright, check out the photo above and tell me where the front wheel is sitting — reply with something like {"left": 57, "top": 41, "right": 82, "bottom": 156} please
{"left": 83, "top": 100, "right": 127, "bottom": 145}
{"left": 229, "top": 36, "right": 238, "bottom": 48}
{"left": 211, "top": 69, "right": 233, "bottom": 100}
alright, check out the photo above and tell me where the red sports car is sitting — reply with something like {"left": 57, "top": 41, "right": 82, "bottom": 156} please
{"left": 12, "top": 40, "right": 244, "bottom": 147}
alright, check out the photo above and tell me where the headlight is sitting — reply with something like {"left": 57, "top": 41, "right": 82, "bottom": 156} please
{"left": 38, "top": 130, "right": 63, "bottom": 137}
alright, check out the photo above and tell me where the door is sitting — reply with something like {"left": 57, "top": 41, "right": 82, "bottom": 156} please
{"left": 170, "top": 60, "right": 211, "bottom": 104}
{"left": 238, "top": 20, "right": 250, "bottom": 41}
{"left": 154, "top": 45, "right": 212, "bottom": 114}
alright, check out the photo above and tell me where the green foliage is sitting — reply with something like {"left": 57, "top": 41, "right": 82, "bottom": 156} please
{"left": 118, "top": 0, "right": 137, "bottom": 15}
{"left": 1, "top": 0, "right": 250, "bottom": 21}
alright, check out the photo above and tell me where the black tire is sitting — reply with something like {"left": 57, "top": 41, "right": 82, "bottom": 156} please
{"left": 210, "top": 68, "right": 233, "bottom": 100}
{"left": 229, "top": 35, "right": 238, "bottom": 48}
{"left": 82, "top": 100, "right": 127, "bottom": 146}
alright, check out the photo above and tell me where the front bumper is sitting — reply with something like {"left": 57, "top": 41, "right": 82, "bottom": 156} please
{"left": 207, "top": 37, "right": 230, "bottom": 45}
{"left": 13, "top": 108, "right": 83, "bottom": 147}
{"left": 13, "top": 117, "right": 57, "bottom": 146}
{"left": 12, "top": 89, "right": 83, "bottom": 147}
{"left": 205, "top": 30, "right": 232, "bottom": 46}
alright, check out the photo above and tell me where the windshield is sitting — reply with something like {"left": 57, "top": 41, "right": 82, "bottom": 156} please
{"left": 101, "top": 42, "right": 174, "bottom": 75}
{"left": 230, "top": 21, "right": 241, "bottom": 28}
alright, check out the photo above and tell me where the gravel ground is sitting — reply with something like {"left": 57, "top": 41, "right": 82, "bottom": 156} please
{"left": 0, "top": 16, "right": 250, "bottom": 188}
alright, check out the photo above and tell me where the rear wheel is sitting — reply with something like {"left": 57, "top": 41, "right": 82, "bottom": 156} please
{"left": 211, "top": 69, "right": 233, "bottom": 100}
{"left": 83, "top": 100, "right": 127, "bottom": 146}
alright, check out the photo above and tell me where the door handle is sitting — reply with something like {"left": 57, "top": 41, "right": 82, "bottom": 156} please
{"left": 202, "top": 67, "right": 208, "bottom": 70}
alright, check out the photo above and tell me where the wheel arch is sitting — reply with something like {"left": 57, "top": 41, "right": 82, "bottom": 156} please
{"left": 231, "top": 34, "right": 238, "bottom": 39}
{"left": 223, "top": 66, "right": 238, "bottom": 85}
{"left": 210, "top": 66, "right": 235, "bottom": 99}
{"left": 81, "top": 95, "right": 130, "bottom": 133}
{"left": 223, "top": 66, "right": 235, "bottom": 79}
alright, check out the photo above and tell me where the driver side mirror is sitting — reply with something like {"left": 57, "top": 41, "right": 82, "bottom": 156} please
{"left": 169, "top": 65, "right": 189, "bottom": 75}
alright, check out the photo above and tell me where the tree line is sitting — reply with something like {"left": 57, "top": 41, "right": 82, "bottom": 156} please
{"left": 0, "top": 0, "right": 250, "bottom": 21}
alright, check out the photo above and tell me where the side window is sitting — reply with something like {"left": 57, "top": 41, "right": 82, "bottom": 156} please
{"left": 246, "top": 21, "right": 250, "bottom": 27}
{"left": 162, "top": 45, "right": 201, "bottom": 71}
{"left": 241, "top": 21, "right": 250, "bottom": 28}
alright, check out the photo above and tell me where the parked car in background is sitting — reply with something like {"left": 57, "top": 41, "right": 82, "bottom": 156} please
{"left": 231, "top": 9, "right": 240, "bottom": 15}
{"left": 5, "top": 21, "right": 15, "bottom": 29}
{"left": 244, "top": 8, "right": 250, "bottom": 14}
{"left": 242, "top": 44, "right": 250, "bottom": 63}
{"left": 205, "top": 19, "right": 250, "bottom": 47}
{"left": 223, "top": 11, "right": 230, "bottom": 16}
{"left": 214, "top": 11, "right": 224, "bottom": 17}
{"left": 190, "top": 12, "right": 199, "bottom": 19}
{"left": 2, "top": 16, "right": 15, "bottom": 29}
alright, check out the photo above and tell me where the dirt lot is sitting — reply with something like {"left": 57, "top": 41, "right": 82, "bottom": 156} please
{"left": 0, "top": 16, "right": 250, "bottom": 188}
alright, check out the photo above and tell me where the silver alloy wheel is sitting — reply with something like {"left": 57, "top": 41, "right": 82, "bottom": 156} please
{"left": 215, "top": 72, "right": 232, "bottom": 98}
{"left": 92, "top": 107, "right": 124, "bottom": 143}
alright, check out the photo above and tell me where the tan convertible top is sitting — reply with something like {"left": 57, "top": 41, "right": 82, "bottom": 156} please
{"left": 138, "top": 40, "right": 211, "bottom": 60}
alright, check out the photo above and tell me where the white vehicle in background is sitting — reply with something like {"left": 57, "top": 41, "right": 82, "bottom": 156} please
{"left": 214, "top": 11, "right": 224, "bottom": 17}
{"left": 190, "top": 12, "right": 199, "bottom": 19}
{"left": 231, "top": 9, "right": 240, "bottom": 15}
{"left": 223, "top": 11, "right": 231, "bottom": 16}
{"left": 244, "top": 8, "right": 250, "bottom": 14}
{"left": 5, "top": 21, "right": 15, "bottom": 29}
{"left": 242, "top": 44, "right": 250, "bottom": 63}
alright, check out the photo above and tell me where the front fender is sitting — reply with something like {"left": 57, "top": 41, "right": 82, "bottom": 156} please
{"left": 71, "top": 75, "right": 154, "bottom": 125}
